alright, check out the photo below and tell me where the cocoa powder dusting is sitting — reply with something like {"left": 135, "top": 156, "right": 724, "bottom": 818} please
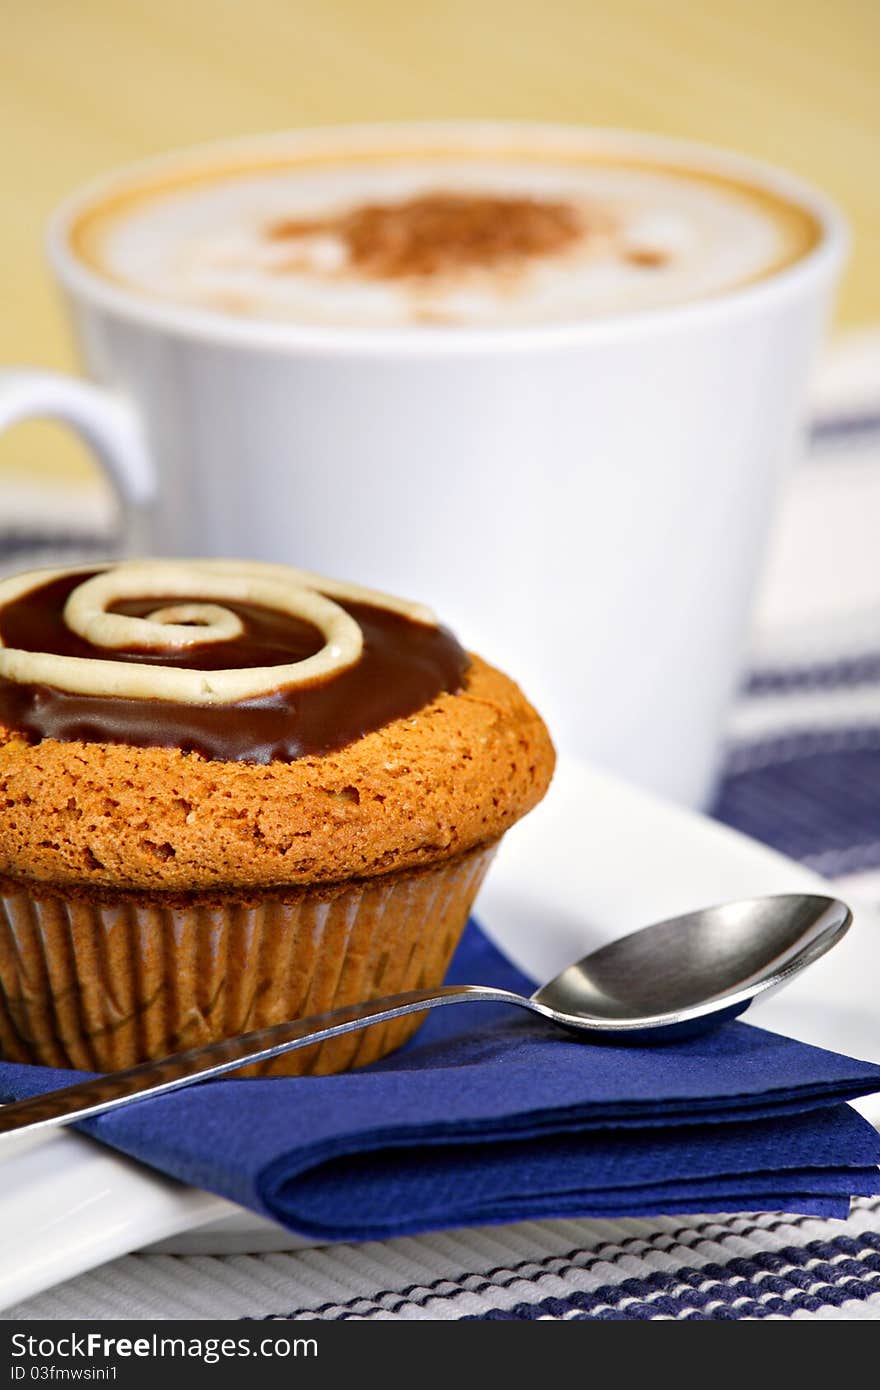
{"left": 624, "top": 246, "right": 670, "bottom": 268}
{"left": 267, "top": 192, "right": 585, "bottom": 279}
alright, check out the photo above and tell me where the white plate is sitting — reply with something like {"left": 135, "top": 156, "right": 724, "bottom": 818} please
{"left": 1, "top": 756, "right": 878, "bottom": 1307}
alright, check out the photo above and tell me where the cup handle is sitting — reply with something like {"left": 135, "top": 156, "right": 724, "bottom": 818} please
{"left": 0, "top": 369, "right": 155, "bottom": 543}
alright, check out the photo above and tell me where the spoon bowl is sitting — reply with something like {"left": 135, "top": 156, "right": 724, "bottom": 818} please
{"left": 0, "top": 892, "right": 852, "bottom": 1141}
{"left": 533, "top": 893, "right": 852, "bottom": 1035}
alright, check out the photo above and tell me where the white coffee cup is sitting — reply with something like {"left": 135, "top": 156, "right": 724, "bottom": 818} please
{"left": 0, "top": 124, "right": 845, "bottom": 806}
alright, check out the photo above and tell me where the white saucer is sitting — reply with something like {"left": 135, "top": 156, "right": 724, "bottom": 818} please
{"left": 1, "top": 757, "right": 878, "bottom": 1306}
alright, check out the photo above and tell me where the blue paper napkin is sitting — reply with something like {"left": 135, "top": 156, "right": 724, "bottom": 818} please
{"left": 2, "top": 920, "right": 880, "bottom": 1240}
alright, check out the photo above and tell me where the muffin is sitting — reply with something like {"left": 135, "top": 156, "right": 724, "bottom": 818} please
{"left": 0, "top": 559, "right": 554, "bottom": 1075}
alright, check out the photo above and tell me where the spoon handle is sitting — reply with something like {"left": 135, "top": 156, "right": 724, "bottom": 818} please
{"left": 0, "top": 984, "right": 527, "bottom": 1142}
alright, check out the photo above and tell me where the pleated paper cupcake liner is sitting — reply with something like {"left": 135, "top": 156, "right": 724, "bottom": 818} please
{"left": 0, "top": 842, "right": 496, "bottom": 1076}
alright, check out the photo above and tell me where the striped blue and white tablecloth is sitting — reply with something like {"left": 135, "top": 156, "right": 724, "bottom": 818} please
{"left": 3, "top": 333, "right": 880, "bottom": 1320}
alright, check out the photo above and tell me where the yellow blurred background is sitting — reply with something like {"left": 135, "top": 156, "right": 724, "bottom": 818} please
{"left": 1, "top": 0, "right": 878, "bottom": 486}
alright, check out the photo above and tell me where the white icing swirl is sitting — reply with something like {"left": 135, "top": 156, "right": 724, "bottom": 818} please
{"left": 0, "top": 560, "right": 437, "bottom": 705}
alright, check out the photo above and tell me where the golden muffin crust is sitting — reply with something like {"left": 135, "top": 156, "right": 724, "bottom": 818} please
{"left": 0, "top": 655, "right": 554, "bottom": 894}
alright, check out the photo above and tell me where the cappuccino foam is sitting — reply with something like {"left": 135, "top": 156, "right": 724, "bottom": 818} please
{"left": 71, "top": 145, "right": 820, "bottom": 327}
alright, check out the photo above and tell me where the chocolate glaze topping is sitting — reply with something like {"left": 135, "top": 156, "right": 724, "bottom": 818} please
{"left": 0, "top": 572, "right": 469, "bottom": 763}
